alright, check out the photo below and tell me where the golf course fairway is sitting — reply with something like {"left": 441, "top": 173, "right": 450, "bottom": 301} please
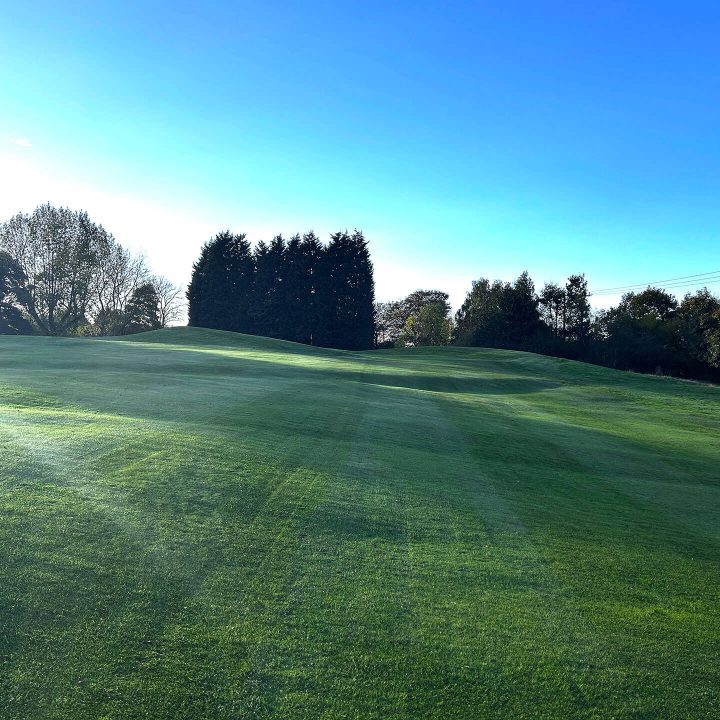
{"left": 0, "top": 327, "right": 718, "bottom": 719}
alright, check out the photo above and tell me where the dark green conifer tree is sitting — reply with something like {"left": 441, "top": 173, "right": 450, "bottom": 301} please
{"left": 0, "top": 250, "right": 33, "bottom": 335}
{"left": 506, "top": 271, "right": 542, "bottom": 344}
{"left": 251, "top": 235, "right": 287, "bottom": 338}
{"left": 281, "top": 233, "right": 316, "bottom": 343}
{"left": 124, "top": 282, "right": 161, "bottom": 334}
{"left": 564, "top": 274, "right": 591, "bottom": 343}
{"left": 315, "top": 230, "right": 375, "bottom": 350}
{"left": 187, "top": 231, "right": 255, "bottom": 332}
{"left": 301, "top": 232, "right": 324, "bottom": 344}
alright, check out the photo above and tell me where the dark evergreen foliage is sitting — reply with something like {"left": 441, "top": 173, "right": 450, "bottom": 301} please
{"left": 507, "top": 272, "right": 543, "bottom": 344}
{"left": 251, "top": 236, "right": 287, "bottom": 338}
{"left": 453, "top": 272, "right": 543, "bottom": 348}
{"left": 282, "top": 233, "right": 321, "bottom": 344}
{"left": 187, "top": 231, "right": 255, "bottom": 332}
{"left": 454, "top": 270, "right": 720, "bottom": 382}
{"left": 538, "top": 282, "right": 566, "bottom": 337}
{"left": 187, "top": 229, "right": 375, "bottom": 350}
{"left": 314, "top": 231, "right": 375, "bottom": 350}
{"left": 299, "top": 232, "right": 324, "bottom": 344}
{"left": 563, "top": 274, "right": 591, "bottom": 343}
{"left": 124, "top": 282, "right": 162, "bottom": 334}
{"left": 0, "top": 250, "right": 33, "bottom": 335}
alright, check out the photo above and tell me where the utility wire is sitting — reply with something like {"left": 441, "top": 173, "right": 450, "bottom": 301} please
{"left": 591, "top": 279, "right": 720, "bottom": 296}
{"left": 591, "top": 277, "right": 720, "bottom": 295}
{"left": 603, "top": 269, "right": 720, "bottom": 290}
{"left": 590, "top": 279, "right": 720, "bottom": 297}
{"left": 590, "top": 269, "right": 720, "bottom": 295}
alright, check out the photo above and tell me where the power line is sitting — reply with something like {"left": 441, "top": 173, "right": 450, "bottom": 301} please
{"left": 592, "top": 277, "right": 720, "bottom": 295}
{"left": 589, "top": 269, "right": 720, "bottom": 295}
{"left": 653, "top": 277, "right": 720, "bottom": 290}
{"left": 591, "top": 279, "right": 720, "bottom": 296}
{"left": 598, "top": 269, "right": 720, "bottom": 291}
{"left": 590, "top": 278, "right": 720, "bottom": 297}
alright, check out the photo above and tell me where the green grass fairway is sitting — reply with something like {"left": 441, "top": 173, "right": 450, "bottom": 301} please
{"left": 1, "top": 328, "right": 718, "bottom": 719}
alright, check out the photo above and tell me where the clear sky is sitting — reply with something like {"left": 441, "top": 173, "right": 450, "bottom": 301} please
{"left": 1, "top": 1, "right": 719, "bottom": 309}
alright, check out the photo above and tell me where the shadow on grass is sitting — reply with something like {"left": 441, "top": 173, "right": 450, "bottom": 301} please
{"left": 310, "top": 501, "right": 405, "bottom": 542}
{"left": 337, "top": 371, "right": 560, "bottom": 394}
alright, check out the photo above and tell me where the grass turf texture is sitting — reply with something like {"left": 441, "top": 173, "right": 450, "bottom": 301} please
{"left": 0, "top": 328, "right": 718, "bottom": 719}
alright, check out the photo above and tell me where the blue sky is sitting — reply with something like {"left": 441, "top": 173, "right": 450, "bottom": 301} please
{"left": 1, "top": 1, "right": 719, "bottom": 308}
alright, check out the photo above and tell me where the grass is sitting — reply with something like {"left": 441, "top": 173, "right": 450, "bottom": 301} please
{"left": 0, "top": 326, "right": 718, "bottom": 719}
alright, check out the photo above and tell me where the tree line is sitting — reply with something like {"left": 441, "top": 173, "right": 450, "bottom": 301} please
{"left": 2, "top": 203, "right": 719, "bottom": 383}
{"left": 187, "top": 229, "right": 375, "bottom": 350}
{"left": 0, "top": 204, "right": 183, "bottom": 336}
{"left": 377, "top": 272, "right": 720, "bottom": 382}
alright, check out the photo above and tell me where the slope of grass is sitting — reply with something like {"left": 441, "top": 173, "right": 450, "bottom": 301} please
{"left": 0, "top": 327, "right": 718, "bottom": 719}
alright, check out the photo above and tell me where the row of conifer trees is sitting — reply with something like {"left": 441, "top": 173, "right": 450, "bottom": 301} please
{"left": 187, "top": 230, "right": 375, "bottom": 350}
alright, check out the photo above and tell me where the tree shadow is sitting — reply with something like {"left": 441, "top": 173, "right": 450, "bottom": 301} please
{"left": 328, "top": 370, "right": 561, "bottom": 395}
{"left": 309, "top": 501, "right": 405, "bottom": 542}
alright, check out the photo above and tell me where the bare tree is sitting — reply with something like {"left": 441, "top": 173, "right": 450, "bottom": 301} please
{"left": 374, "top": 300, "right": 405, "bottom": 347}
{"left": 150, "top": 275, "right": 185, "bottom": 327}
{"left": 93, "top": 245, "right": 150, "bottom": 335}
{"left": 0, "top": 204, "right": 177, "bottom": 336}
{"left": 0, "top": 204, "right": 115, "bottom": 335}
